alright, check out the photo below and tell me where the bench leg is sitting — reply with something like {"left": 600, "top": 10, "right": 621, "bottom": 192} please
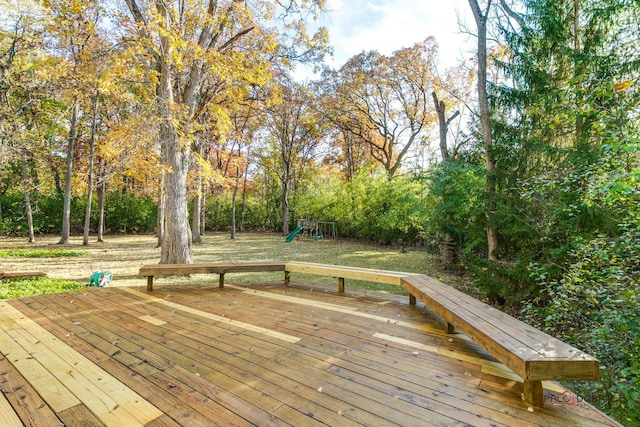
{"left": 409, "top": 294, "right": 416, "bottom": 305}
{"left": 523, "top": 380, "right": 544, "bottom": 407}
{"left": 284, "top": 271, "right": 290, "bottom": 286}
{"left": 146, "top": 276, "right": 154, "bottom": 291}
{"left": 219, "top": 273, "right": 225, "bottom": 289}
{"left": 444, "top": 321, "right": 455, "bottom": 334}
{"left": 338, "top": 277, "right": 345, "bottom": 293}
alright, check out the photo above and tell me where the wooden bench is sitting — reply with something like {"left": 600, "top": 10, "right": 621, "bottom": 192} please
{"left": 139, "top": 262, "right": 286, "bottom": 291}
{"left": 284, "top": 261, "right": 416, "bottom": 294}
{"left": 400, "top": 274, "right": 600, "bottom": 407}
{"left": 0, "top": 271, "right": 46, "bottom": 280}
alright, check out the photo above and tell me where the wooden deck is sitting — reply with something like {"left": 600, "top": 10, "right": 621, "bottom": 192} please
{"left": 0, "top": 279, "right": 619, "bottom": 426}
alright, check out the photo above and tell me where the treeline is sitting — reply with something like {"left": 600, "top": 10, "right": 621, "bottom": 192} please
{"left": 0, "top": 172, "right": 432, "bottom": 245}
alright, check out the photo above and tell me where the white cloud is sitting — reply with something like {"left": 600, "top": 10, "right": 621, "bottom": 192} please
{"left": 321, "top": 0, "right": 474, "bottom": 70}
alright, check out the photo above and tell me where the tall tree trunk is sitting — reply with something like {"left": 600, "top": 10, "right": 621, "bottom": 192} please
{"left": 432, "top": 91, "right": 460, "bottom": 162}
{"left": 191, "top": 142, "right": 203, "bottom": 243}
{"left": 432, "top": 91, "right": 460, "bottom": 266}
{"left": 231, "top": 167, "right": 240, "bottom": 239}
{"left": 156, "top": 170, "right": 165, "bottom": 248}
{"left": 97, "top": 172, "right": 105, "bottom": 242}
{"left": 239, "top": 156, "right": 249, "bottom": 232}
{"left": 59, "top": 101, "right": 79, "bottom": 245}
{"left": 200, "top": 184, "right": 206, "bottom": 235}
{"left": 159, "top": 131, "right": 193, "bottom": 263}
{"left": 83, "top": 93, "right": 99, "bottom": 246}
{"left": 469, "top": 0, "right": 498, "bottom": 260}
{"left": 157, "top": 45, "right": 192, "bottom": 263}
{"left": 191, "top": 188, "right": 202, "bottom": 243}
{"left": 52, "top": 164, "right": 63, "bottom": 194}
{"left": 573, "top": 0, "right": 583, "bottom": 145}
{"left": 20, "top": 150, "right": 35, "bottom": 243}
{"left": 281, "top": 173, "right": 290, "bottom": 235}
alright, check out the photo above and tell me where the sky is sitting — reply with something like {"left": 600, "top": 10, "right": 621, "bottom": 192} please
{"left": 296, "top": 0, "right": 475, "bottom": 79}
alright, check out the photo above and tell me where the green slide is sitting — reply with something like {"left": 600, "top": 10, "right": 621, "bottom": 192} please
{"left": 285, "top": 225, "right": 304, "bottom": 243}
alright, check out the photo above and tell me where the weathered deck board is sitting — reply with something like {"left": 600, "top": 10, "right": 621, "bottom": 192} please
{"left": 0, "top": 351, "right": 61, "bottom": 426}
{"left": 0, "top": 299, "right": 164, "bottom": 427}
{"left": 22, "top": 293, "right": 263, "bottom": 427}
{"left": 0, "top": 281, "right": 621, "bottom": 427}
{"left": 0, "top": 385, "right": 23, "bottom": 427}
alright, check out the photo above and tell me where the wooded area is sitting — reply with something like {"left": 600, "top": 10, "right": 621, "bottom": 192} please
{"left": 1, "top": 0, "right": 638, "bottom": 424}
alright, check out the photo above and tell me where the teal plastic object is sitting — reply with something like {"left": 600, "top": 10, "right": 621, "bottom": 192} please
{"left": 285, "top": 225, "right": 304, "bottom": 243}
{"left": 88, "top": 271, "right": 112, "bottom": 287}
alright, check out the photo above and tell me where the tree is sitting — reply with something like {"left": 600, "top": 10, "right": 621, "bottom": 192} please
{"left": 35, "top": 0, "right": 106, "bottom": 245}
{"left": 262, "top": 79, "right": 324, "bottom": 234}
{"left": 323, "top": 38, "right": 439, "bottom": 180}
{"left": 122, "top": 0, "right": 328, "bottom": 263}
{"left": 227, "top": 107, "right": 261, "bottom": 239}
{"left": 468, "top": 0, "right": 498, "bottom": 260}
{"left": 432, "top": 91, "right": 460, "bottom": 162}
{"left": 0, "top": 0, "right": 53, "bottom": 242}
{"left": 82, "top": 90, "right": 98, "bottom": 246}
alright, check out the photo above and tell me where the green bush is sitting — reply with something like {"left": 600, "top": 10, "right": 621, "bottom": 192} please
{"left": 425, "top": 156, "right": 486, "bottom": 253}
{"left": 294, "top": 173, "right": 430, "bottom": 245}
{"left": 204, "top": 192, "right": 282, "bottom": 232}
{"left": 103, "top": 193, "right": 156, "bottom": 233}
{"left": 0, "top": 277, "right": 83, "bottom": 299}
{"left": 0, "top": 249, "right": 83, "bottom": 258}
{"left": 0, "top": 192, "right": 72, "bottom": 235}
{"left": 525, "top": 228, "right": 640, "bottom": 425}
{"left": 0, "top": 192, "right": 158, "bottom": 236}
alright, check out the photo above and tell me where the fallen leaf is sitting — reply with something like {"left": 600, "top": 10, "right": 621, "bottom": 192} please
{"left": 614, "top": 81, "right": 633, "bottom": 92}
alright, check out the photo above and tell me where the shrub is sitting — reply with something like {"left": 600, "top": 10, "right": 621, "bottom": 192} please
{"left": 294, "top": 173, "right": 430, "bottom": 245}
{"left": 0, "top": 278, "right": 83, "bottom": 299}
{"left": 525, "top": 228, "right": 640, "bottom": 425}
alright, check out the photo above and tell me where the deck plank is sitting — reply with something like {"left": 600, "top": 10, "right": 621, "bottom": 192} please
{"left": 88, "top": 289, "right": 401, "bottom": 426}
{"left": 0, "top": 301, "right": 82, "bottom": 413}
{"left": 22, "top": 293, "right": 266, "bottom": 427}
{"left": 223, "top": 286, "right": 598, "bottom": 427}
{"left": 0, "top": 301, "right": 164, "bottom": 427}
{"left": 146, "top": 283, "right": 612, "bottom": 427}
{"left": 0, "top": 386, "right": 24, "bottom": 427}
{"left": 57, "top": 404, "right": 106, "bottom": 427}
{"left": 0, "top": 352, "right": 61, "bottom": 427}
{"left": 38, "top": 290, "right": 328, "bottom": 427}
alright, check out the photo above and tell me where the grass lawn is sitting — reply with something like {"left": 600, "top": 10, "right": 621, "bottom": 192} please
{"left": 0, "top": 232, "right": 473, "bottom": 297}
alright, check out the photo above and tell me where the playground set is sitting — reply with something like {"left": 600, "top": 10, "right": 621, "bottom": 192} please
{"left": 285, "top": 218, "right": 336, "bottom": 242}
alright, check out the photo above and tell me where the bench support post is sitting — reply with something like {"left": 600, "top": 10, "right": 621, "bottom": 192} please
{"left": 523, "top": 380, "right": 544, "bottom": 407}
{"left": 409, "top": 294, "right": 416, "bottom": 305}
{"left": 219, "top": 273, "right": 225, "bottom": 288}
{"left": 444, "top": 321, "right": 455, "bottom": 334}
{"left": 146, "top": 276, "right": 154, "bottom": 292}
{"left": 338, "top": 277, "right": 345, "bottom": 293}
{"left": 284, "top": 271, "right": 290, "bottom": 286}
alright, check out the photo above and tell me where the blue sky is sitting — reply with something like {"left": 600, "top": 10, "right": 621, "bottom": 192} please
{"left": 297, "top": 0, "right": 474, "bottom": 78}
